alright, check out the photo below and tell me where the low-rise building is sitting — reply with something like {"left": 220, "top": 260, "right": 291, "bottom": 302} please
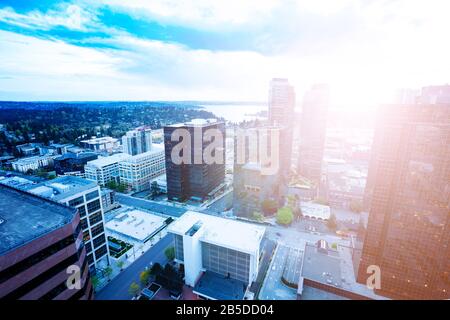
{"left": 167, "top": 211, "right": 266, "bottom": 299}
{"left": 11, "top": 154, "right": 55, "bottom": 173}
{"left": 54, "top": 152, "right": 98, "bottom": 175}
{"left": 300, "top": 202, "right": 331, "bottom": 220}
{"left": 81, "top": 136, "right": 119, "bottom": 153}
{"left": 84, "top": 153, "right": 130, "bottom": 186}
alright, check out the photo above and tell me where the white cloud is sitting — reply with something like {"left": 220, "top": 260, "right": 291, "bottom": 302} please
{"left": 0, "top": 4, "right": 96, "bottom": 31}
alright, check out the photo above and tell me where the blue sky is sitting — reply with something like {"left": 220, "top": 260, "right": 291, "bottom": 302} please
{"left": 0, "top": 0, "right": 449, "bottom": 105}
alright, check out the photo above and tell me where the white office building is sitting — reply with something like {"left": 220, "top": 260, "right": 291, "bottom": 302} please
{"left": 11, "top": 155, "right": 55, "bottom": 173}
{"left": 81, "top": 136, "right": 119, "bottom": 153}
{"left": 122, "top": 126, "right": 152, "bottom": 156}
{"left": 167, "top": 211, "right": 266, "bottom": 288}
{"left": 84, "top": 153, "right": 130, "bottom": 186}
{"left": 119, "top": 145, "right": 165, "bottom": 192}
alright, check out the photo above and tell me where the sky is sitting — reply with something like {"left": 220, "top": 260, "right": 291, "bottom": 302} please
{"left": 0, "top": 0, "right": 449, "bottom": 108}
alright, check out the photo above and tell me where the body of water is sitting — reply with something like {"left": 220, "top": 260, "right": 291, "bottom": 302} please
{"left": 200, "top": 104, "right": 267, "bottom": 123}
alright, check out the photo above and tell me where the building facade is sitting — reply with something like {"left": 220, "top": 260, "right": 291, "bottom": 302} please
{"left": 84, "top": 153, "right": 130, "bottom": 186}
{"left": 357, "top": 103, "right": 450, "bottom": 300}
{"left": 297, "top": 84, "right": 330, "bottom": 186}
{"left": 80, "top": 137, "right": 119, "bottom": 153}
{"left": 119, "top": 145, "right": 165, "bottom": 192}
{"left": 27, "top": 176, "right": 110, "bottom": 274}
{"left": 54, "top": 152, "right": 98, "bottom": 175}
{"left": 164, "top": 119, "right": 225, "bottom": 202}
{"left": 0, "top": 185, "right": 93, "bottom": 300}
{"left": 122, "top": 126, "right": 153, "bottom": 156}
{"left": 168, "top": 211, "right": 265, "bottom": 288}
{"left": 11, "top": 154, "right": 55, "bottom": 173}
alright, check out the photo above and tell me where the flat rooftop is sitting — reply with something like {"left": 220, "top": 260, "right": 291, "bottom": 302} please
{"left": 300, "top": 202, "right": 331, "bottom": 220}
{"left": 0, "top": 185, "right": 76, "bottom": 255}
{"left": 193, "top": 271, "right": 246, "bottom": 300}
{"left": 81, "top": 136, "right": 118, "bottom": 144}
{"left": 105, "top": 208, "right": 166, "bottom": 242}
{"left": 302, "top": 243, "right": 343, "bottom": 288}
{"left": 168, "top": 211, "right": 265, "bottom": 254}
{"left": 85, "top": 153, "right": 130, "bottom": 168}
{"left": 28, "top": 176, "right": 98, "bottom": 201}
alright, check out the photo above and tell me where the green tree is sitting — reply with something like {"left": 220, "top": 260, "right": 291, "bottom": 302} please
{"left": 252, "top": 212, "right": 265, "bottom": 222}
{"left": 327, "top": 214, "right": 338, "bottom": 231}
{"left": 104, "top": 266, "right": 113, "bottom": 282}
{"left": 91, "top": 275, "right": 100, "bottom": 292}
{"left": 150, "top": 181, "right": 160, "bottom": 198}
{"left": 139, "top": 270, "right": 151, "bottom": 286}
{"left": 261, "top": 199, "right": 278, "bottom": 216}
{"left": 164, "top": 246, "right": 175, "bottom": 261}
{"left": 128, "top": 282, "right": 140, "bottom": 298}
{"left": 276, "top": 207, "right": 294, "bottom": 225}
{"left": 116, "top": 260, "right": 125, "bottom": 271}
{"left": 150, "top": 262, "right": 163, "bottom": 276}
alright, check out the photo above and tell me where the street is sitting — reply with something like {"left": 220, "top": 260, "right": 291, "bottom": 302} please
{"left": 95, "top": 234, "right": 174, "bottom": 300}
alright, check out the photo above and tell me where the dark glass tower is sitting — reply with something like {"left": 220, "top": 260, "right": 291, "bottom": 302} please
{"left": 357, "top": 103, "right": 450, "bottom": 300}
{"left": 164, "top": 119, "right": 225, "bottom": 202}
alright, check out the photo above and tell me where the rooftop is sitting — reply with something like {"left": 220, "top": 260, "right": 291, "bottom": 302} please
{"left": 105, "top": 208, "right": 166, "bottom": 242}
{"left": 168, "top": 211, "right": 265, "bottom": 254}
{"left": 80, "top": 136, "right": 119, "bottom": 144}
{"left": 193, "top": 271, "right": 246, "bottom": 300}
{"left": 120, "top": 145, "right": 164, "bottom": 164}
{"left": 300, "top": 202, "right": 331, "bottom": 220}
{"left": 11, "top": 154, "right": 54, "bottom": 164}
{"left": 27, "top": 176, "right": 98, "bottom": 201}
{"left": 0, "top": 184, "right": 76, "bottom": 255}
{"left": 302, "top": 243, "right": 342, "bottom": 288}
{"left": 85, "top": 153, "right": 130, "bottom": 168}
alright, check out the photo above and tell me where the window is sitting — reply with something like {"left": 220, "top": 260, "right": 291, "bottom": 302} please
{"left": 78, "top": 205, "right": 86, "bottom": 218}
{"left": 91, "top": 224, "right": 104, "bottom": 238}
{"left": 80, "top": 218, "right": 88, "bottom": 230}
{"left": 95, "top": 244, "right": 107, "bottom": 260}
{"left": 92, "top": 234, "right": 106, "bottom": 249}
{"left": 69, "top": 196, "right": 84, "bottom": 207}
{"left": 89, "top": 212, "right": 102, "bottom": 226}
{"left": 85, "top": 190, "right": 99, "bottom": 202}
{"left": 87, "top": 199, "right": 101, "bottom": 214}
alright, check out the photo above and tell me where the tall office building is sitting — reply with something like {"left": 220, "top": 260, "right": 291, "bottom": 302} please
{"left": 2, "top": 176, "right": 112, "bottom": 274}
{"left": 268, "top": 78, "right": 296, "bottom": 176}
{"left": 164, "top": 119, "right": 225, "bottom": 202}
{"left": 268, "top": 78, "right": 296, "bottom": 127}
{"left": 297, "top": 84, "right": 330, "bottom": 186}
{"left": 233, "top": 125, "right": 285, "bottom": 218}
{"left": 0, "top": 185, "right": 93, "bottom": 300}
{"left": 122, "top": 126, "right": 153, "bottom": 156}
{"left": 357, "top": 103, "right": 450, "bottom": 300}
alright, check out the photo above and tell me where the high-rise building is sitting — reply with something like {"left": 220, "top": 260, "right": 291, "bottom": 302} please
{"left": 357, "top": 103, "right": 450, "bottom": 300}
{"left": 233, "top": 125, "right": 285, "bottom": 218}
{"left": 0, "top": 185, "right": 93, "bottom": 300}
{"left": 25, "top": 176, "right": 110, "bottom": 274}
{"left": 268, "top": 78, "right": 296, "bottom": 127}
{"left": 268, "top": 78, "right": 296, "bottom": 176}
{"left": 297, "top": 84, "right": 330, "bottom": 186}
{"left": 164, "top": 119, "right": 225, "bottom": 202}
{"left": 122, "top": 126, "right": 153, "bottom": 156}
